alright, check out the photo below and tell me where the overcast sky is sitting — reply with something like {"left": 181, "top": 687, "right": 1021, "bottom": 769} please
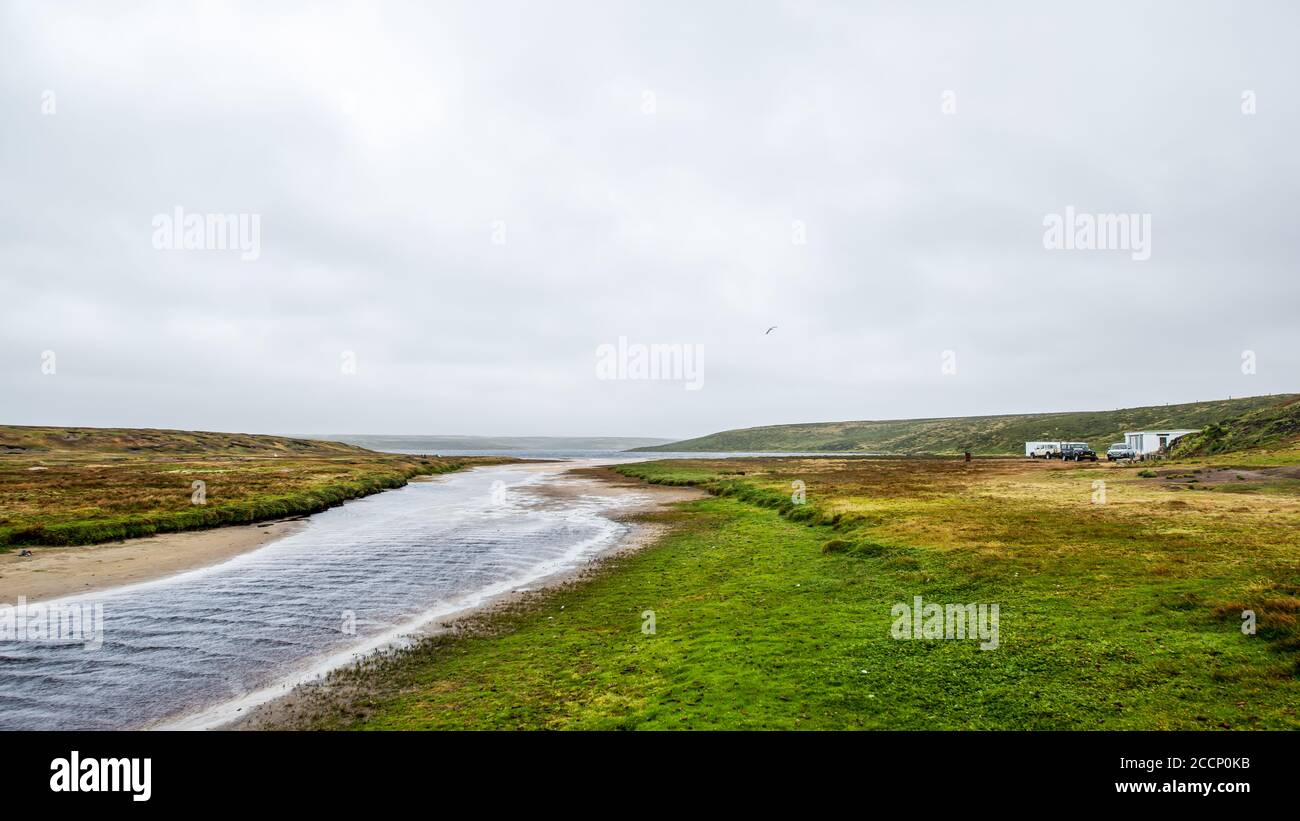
{"left": 2, "top": 1, "right": 1297, "bottom": 439}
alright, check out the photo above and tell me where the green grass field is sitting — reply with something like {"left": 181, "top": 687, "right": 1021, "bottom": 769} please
{"left": 270, "top": 454, "right": 1300, "bottom": 730}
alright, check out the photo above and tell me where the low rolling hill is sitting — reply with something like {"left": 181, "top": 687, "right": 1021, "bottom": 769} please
{"left": 0, "top": 425, "right": 496, "bottom": 548}
{"left": 636, "top": 394, "right": 1298, "bottom": 456}
{"left": 0, "top": 426, "right": 369, "bottom": 457}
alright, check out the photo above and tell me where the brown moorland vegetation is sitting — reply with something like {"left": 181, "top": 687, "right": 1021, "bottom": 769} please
{"left": 0, "top": 425, "right": 505, "bottom": 548}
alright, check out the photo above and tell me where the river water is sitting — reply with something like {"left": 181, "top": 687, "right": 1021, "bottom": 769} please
{"left": 0, "top": 460, "right": 654, "bottom": 730}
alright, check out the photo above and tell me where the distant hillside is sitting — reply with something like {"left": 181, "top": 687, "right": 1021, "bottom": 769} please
{"left": 636, "top": 395, "right": 1297, "bottom": 455}
{"left": 1170, "top": 398, "right": 1300, "bottom": 457}
{"left": 0, "top": 425, "right": 368, "bottom": 457}
{"left": 312, "top": 434, "right": 675, "bottom": 452}
{"left": 0, "top": 425, "right": 493, "bottom": 548}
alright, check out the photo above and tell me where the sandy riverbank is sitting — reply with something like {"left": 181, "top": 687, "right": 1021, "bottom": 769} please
{"left": 212, "top": 465, "right": 704, "bottom": 730}
{"left": 0, "top": 519, "right": 306, "bottom": 604}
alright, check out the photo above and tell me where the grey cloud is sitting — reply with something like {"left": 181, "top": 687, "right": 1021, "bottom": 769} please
{"left": 2, "top": 1, "right": 1297, "bottom": 437}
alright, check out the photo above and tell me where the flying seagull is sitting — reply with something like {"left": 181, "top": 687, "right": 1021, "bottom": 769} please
{"left": 764, "top": 326, "right": 778, "bottom": 335}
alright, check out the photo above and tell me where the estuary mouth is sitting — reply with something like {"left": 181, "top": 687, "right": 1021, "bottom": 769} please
{"left": 0, "top": 462, "right": 642, "bottom": 731}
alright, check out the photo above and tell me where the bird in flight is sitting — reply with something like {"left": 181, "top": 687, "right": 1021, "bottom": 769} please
{"left": 764, "top": 326, "right": 778, "bottom": 335}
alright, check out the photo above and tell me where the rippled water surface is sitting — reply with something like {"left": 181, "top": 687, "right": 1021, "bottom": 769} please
{"left": 0, "top": 463, "right": 643, "bottom": 730}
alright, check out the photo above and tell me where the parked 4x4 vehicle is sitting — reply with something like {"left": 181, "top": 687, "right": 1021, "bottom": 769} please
{"left": 1030, "top": 444, "right": 1059, "bottom": 459}
{"left": 1061, "top": 443, "right": 1097, "bottom": 462}
{"left": 1106, "top": 442, "right": 1136, "bottom": 461}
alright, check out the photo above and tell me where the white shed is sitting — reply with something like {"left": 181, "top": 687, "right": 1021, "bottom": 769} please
{"left": 1124, "top": 429, "right": 1198, "bottom": 455}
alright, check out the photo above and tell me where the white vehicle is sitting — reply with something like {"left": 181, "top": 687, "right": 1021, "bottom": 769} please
{"left": 1028, "top": 441, "right": 1087, "bottom": 459}
{"left": 1106, "top": 442, "right": 1137, "bottom": 460}
{"left": 1025, "top": 440, "right": 1059, "bottom": 458}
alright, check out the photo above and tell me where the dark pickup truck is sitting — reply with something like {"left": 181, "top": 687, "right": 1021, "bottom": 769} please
{"left": 1061, "top": 444, "right": 1098, "bottom": 462}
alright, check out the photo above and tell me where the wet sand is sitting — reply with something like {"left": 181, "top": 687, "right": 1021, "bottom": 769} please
{"left": 0, "top": 519, "right": 306, "bottom": 605}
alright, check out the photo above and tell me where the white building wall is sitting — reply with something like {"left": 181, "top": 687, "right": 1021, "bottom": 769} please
{"left": 1125, "top": 430, "right": 1198, "bottom": 455}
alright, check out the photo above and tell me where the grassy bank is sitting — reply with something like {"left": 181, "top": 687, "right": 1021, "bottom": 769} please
{"left": 268, "top": 454, "right": 1300, "bottom": 730}
{"left": 0, "top": 425, "right": 503, "bottom": 549}
{"left": 1172, "top": 397, "right": 1300, "bottom": 459}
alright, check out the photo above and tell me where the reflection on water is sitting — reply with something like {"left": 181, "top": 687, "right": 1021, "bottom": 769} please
{"left": 0, "top": 463, "right": 642, "bottom": 730}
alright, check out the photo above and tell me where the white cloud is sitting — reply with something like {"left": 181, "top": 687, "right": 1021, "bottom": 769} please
{"left": 2, "top": 1, "right": 1298, "bottom": 437}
